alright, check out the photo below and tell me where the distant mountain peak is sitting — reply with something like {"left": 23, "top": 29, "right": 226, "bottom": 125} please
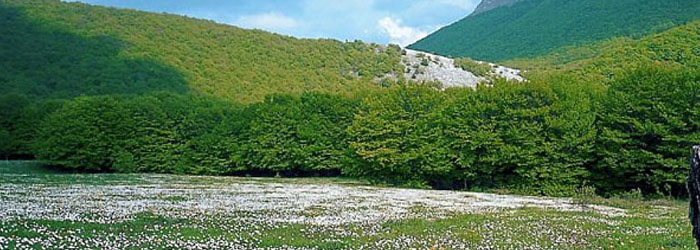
{"left": 471, "top": 0, "right": 527, "bottom": 16}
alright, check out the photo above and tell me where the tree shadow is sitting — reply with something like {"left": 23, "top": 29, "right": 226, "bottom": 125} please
{"left": 0, "top": 3, "right": 188, "bottom": 99}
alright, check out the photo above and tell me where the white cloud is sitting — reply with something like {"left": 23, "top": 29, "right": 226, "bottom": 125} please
{"left": 378, "top": 17, "right": 428, "bottom": 47}
{"left": 235, "top": 12, "right": 299, "bottom": 32}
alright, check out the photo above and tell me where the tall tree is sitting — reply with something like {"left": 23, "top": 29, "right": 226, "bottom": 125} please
{"left": 347, "top": 84, "right": 450, "bottom": 187}
{"left": 596, "top": 66, "right": 700, "bottom": 195}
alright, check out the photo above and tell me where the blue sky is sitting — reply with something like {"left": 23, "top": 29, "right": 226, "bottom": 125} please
{"left": 65, "top": 0, "right": 481, "bottom": 46}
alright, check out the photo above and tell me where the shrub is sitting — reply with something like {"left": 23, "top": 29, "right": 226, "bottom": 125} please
{"left": 454, "top": 58, "right": 492, "bottom": 77}
{"left": 420, "top": 58, "right": 430, "bottom": 66}
{"left": 612, "top": 189, "right": 644, "bottom": 200}
{"left": 572, "top": 186, "right": 599, "bottom": 207}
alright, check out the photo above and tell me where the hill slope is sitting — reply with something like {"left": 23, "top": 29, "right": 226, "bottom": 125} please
{"left": 507, "top": 20, "right": 700, "bottom": 79}
{"left": 408, "top": 0, "right": 700, "bottom": 62}
{"left": 0, "top": 0, "right": 403, "bottom": 103}
{"left": 470, "top": 0, "right": 525, "bottom": 17}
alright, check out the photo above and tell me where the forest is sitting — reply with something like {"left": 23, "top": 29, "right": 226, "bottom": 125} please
{"left": 408, "top": 0, "right": 700, "bottom": 61}
{"left": 507, "top": 20, "right": 700, "bottom": 80}
{"left": 3, "top": 64, "right": 698, "bottom": 198}
{"left": 0, "top": 0, "right": 404, "bottom": 103}
{"left": 1, "top": 0, "right": 699, "bottom": 198}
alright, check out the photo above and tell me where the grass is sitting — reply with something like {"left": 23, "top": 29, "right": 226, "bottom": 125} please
{"left": 0, "top": 161, "right": 695, "bottom": 249}
{"left": 2, "top": 207, "right": 691, "bottom": 249}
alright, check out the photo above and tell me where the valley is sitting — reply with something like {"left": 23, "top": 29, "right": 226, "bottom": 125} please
{"left": 1, "top": 0, "right": 699, "bottom": 248}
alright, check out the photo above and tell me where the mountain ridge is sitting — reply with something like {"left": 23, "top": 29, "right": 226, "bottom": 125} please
{"left": 408, "top": 0, "right": 700, "bottom": 61}
{"left": 471, "top": 0, "right": 527, "bottom": 16}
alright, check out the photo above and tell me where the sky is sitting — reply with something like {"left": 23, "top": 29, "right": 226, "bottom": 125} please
{"left": 64, "top": 0, "right": 481, "bottom": 46}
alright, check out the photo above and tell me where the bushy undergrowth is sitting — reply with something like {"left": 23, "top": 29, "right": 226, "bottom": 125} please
{"left": 454, "top": 58, "right": 492, "bottom": 77}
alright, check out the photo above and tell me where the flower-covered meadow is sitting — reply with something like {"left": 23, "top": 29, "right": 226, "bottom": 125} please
{"left": 0, "top": 162, "right": 693, "bottom": 249}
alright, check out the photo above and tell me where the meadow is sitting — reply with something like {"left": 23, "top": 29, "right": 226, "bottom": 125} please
{"left": 0, "top": 161, "right": 693, "bottom": 249}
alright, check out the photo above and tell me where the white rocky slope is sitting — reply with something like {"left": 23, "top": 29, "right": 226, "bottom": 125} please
{"left": 401, "top": 49, "right": 524, "bottom": 88}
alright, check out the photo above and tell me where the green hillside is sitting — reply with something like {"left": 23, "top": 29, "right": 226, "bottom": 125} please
{"left": 408, "top": 0, "right": 700, "bottom": 61}
{"left": 507, "top": 20, "right": 700, "bottom": 80}
{"left": 0, "top": 0, "right": 403, "bottom": 103}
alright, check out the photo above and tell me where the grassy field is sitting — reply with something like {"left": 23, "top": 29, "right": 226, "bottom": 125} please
{"left": 0, "top": 161, "right": 694, "bottom": 249}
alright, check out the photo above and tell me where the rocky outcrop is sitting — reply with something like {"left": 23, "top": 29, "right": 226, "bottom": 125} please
{"left": 401, "top": 49, "right": 524, "bottom": 88}
{"left": 471, "top": 0, "right": 528, "bottom": 16}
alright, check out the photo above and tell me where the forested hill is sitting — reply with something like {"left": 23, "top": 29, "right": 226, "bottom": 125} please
{"left": 0, "top": 0, "right": 403, "bottom": 104}
{"left": 408, "top": 0, "right": 700, "bottom": 62}
{"left": 506, "top": 20, "right": 700, "bottom": 79}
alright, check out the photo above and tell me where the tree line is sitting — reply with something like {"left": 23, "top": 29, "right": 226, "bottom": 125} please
{"left": 2, "top": 65, "right": 698, "bottom": 197}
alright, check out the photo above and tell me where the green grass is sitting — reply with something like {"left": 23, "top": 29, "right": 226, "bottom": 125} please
{"left": 0, "top": 161, "right": 695, "bottom": 249}
{"left": 2, "top": 205, "right": 692, "bottom": 249}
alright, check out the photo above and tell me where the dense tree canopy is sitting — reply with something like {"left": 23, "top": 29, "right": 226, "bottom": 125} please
{"left": 235, "top": 93, "right": 359, "bottom": 176}
{"left": 507, "top": 21, "right": 700, "bottom": 82}
{"left": 408, "top": 0, "right": 700, "bottom": 61}
{"left": 1, "top": 0, "right": 403, "bottom": 103}
{"left": 440, "top": 79, "right": 597, "bottom": 195}
{"left": 346, "top": 84, "right": 449, "bottom": 187}
{"left": 595, "top": 67, "right": 700, "bottom": 196}
{"left": 34, "top": 93, "right": 239, "bottom": 174}
{"left": 28, "top": 66, "right": 698, "bottom": 197}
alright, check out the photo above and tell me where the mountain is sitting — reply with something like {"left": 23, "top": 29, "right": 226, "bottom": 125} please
{"left": 0, "top": 0, "right": 404, "bottom": 104}
{"left": 408, "top": 0, "right": 700, "bottom": 62}
{"left": 470, "top": 0, "right": 526, "bottom": 17}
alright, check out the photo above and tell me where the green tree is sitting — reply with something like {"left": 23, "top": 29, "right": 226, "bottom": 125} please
{"left": 441, "top": 78, "right": 595, "bottom": 195}
{"left": 35, "top": 96, "right": 121, "bottom": 171}
{"left": 346, "top": 84, "right": 450, "bottom": 187}
{"left": 0, "top": 93, "right": 30, "bottom": 159}
{"left": 596, "top": 66, "right": 700, "bottom": 195}
{"left": 34, "top": 93, "right": 241, "bottom": 173}
{"left": 239, "top": 93, "right": 358, "bottom": 176}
